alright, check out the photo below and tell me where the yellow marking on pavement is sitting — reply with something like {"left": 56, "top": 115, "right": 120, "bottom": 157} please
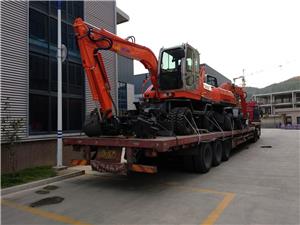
{"left": 2, "top": 199, "right": 92, "bottom": 225}
{"left": 200, "top": 193, "right": 236, "bottom": 225}
{"left": 164, "top": 182, "right": 228, "bottom": 195}
{"left": 164, "top": 182, "right": 236, "bottom": 225}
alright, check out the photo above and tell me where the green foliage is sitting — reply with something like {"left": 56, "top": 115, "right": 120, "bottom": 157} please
{"left": 1, "top": 97, "right": 24, "bottom": 173}
{"left": 1, "top": 97, "right": 23, "bottom": 143}
{"left": 1, "top": 166, "right": 57, "bottom": 188}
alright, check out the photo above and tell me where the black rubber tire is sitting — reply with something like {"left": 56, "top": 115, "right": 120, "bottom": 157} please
{"left": 257, "top": 128, "right": 261, "bottom": 139}
{"left": 222, "top": 139, "right": 232, "bottom": 161}
{"left": 223, "top": 114, "right": 233, "bottom": 131}
{"left": 193, "top": 143, "right": 213, "bottom": 173}
{"left": 250, "top": 130, "right": 258, "bottom": 143}
{"left": 172, "top": 107, "right": 194, "bottom": 135}
{"left": 212, "top": 141, "right": 223, "bottom": 166}
{"left": 183, "top": 155, "right": 194, "bottom": 172}
{"left": 202, "top": 113, "right": 214, "bottom": 132}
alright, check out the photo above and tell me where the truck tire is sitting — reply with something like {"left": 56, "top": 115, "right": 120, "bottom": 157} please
{"left": 193, "top": 143, "right": 213, "bottom": 173}
{"left": 250, "top": 130, "right": 258, "bottom": 143}
{"left": 212, "top": 141, "right": 222, "bottom": 166}
{"left": 222, "top": 139, "right": 232, "bottom": 161}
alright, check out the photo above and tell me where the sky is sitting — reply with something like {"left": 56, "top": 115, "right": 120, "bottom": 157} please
{"left": 116, "top": 0, "right": 300, "bottom": 88}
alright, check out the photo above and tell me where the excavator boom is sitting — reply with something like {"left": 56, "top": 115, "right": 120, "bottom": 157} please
{"left": 73, "top": 18, "right": 158, "bottom": 119}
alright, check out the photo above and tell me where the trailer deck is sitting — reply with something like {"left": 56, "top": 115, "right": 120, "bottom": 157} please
{"left": 64, "top": 126, "right": 259, "bottom": 175}
{"left": 64, "top": 126, "right": 256, "bottom": 151}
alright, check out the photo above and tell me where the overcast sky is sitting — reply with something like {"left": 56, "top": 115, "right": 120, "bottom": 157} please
{"left": 116, "top": 0, "right": 300, "bottom": 88}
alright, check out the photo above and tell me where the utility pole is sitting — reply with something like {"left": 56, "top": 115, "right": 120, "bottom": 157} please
{"left": 56, "top": 0, "right": 63, "bottom": 169}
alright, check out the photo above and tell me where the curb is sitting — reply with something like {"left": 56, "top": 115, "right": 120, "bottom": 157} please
{"left": 1, "top": 170, "right": 85, "bottom": 196}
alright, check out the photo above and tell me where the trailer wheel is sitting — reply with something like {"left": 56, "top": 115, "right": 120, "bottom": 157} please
{"left": 193, "top": 143, "right": 213, "bottom": 173}
{"left": 251, "top": 130, "right": 258, "bottom": 143}
{"left": 222, "top": 139, "right": 232, "bottom": 161}
{"left": 212, "top": 141, "right": 222, "bottom": 166}
{"left": 257, "top": 127, "right": 261, "bottom": 139}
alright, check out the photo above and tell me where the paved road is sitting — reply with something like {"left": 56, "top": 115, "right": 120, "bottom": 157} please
{"left": 2, "top": 129, "right": 299, "bottom": 225}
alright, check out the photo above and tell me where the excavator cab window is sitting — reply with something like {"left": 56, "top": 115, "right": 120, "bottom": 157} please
{"left": 159, "top": 48, "right": 185, "bottom": 90}
{"left": 184, "top": 46, "right": 199, "bottom": 90}
{"left": 206, "top": 75, "right": 218, "bottom": 87}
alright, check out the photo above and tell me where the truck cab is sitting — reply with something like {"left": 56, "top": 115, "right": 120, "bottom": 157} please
{"left": 158, "top": 43, "right": 200, "bottom": 91}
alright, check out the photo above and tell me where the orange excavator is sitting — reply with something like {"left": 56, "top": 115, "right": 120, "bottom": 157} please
{"left": 73, "top": 18, "right": 253, "bottom": 138}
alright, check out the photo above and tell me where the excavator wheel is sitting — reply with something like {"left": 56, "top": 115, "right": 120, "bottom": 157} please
{"left": 202, "top": 112, "right": 214, "bottom": 132}
{"left": 170, "top": 107, "right": 194, "bottom": 135}
{"left": 223, "top": 114, "right": 233, "bottom": 131}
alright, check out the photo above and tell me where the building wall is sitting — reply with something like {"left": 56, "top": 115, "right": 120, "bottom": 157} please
{"left": 1, "top": 1, "right": 118, "bottom": 172}
{"left": 261, "top": 115, "right": 284, "bottom": 128}
{"left": 0, "top": 1, "right": 118, "bottom": 142}
{"left": 84, "top": 1, "right": 117, "bottom": 115}
{"left": 1, "top": 1, "right": 28, "bottom": 141}
{"left": 118, "top": 55, "right": 134, "bottom": 84}
{"left": 254, "top": 90, "right": 300, "bottom": 125}
{"left": 126, "top": 83, "right": 135, "bottom": 110}
{"left": 1, "top": 141, "right": 82, "bottom": 173}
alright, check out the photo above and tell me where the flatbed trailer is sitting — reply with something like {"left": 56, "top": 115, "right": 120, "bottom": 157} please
{"left": 64, "top": 125, "right": 260, "bottom": 175}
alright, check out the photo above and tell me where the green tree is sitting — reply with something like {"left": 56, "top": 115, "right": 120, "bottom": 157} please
{"left": 1, "top": 97, "right": 24, "bottom": 173}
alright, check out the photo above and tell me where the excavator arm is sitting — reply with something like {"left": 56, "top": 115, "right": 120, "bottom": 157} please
{"left": 219, "top": 82, "right": 247, "bottom": 119}
{"left": 73, "top": 17, "right": 158, "bottom": 119}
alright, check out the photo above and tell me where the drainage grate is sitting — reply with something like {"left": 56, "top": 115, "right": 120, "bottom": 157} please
{"left": 43, "top": 185, "right": 59, "bottom": 190}
{"left": 35, "top": 190, "right": 50, "bottom": 195}
{"left": 260, "top": 145, "right": 272, "bottom": 148}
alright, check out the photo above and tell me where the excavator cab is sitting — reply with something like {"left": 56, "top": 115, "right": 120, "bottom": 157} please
{"left": 158, "top": 43, "right": 200, "bottom": 91}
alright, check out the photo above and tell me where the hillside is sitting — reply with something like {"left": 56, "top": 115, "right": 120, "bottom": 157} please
{"left": 246, "top": 76, "right": 300, "bottom": 99}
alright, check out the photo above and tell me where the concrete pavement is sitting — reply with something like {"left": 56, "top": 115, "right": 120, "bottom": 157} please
{"left": 2, "top": 129, "right": 299, "bottom": 225}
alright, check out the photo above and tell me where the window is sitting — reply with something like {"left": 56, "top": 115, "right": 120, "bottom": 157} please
{"left": 297, "top": 117, "right": 300, "bottom": 124}
{"left": 194, "top": 53, "right": 199, "bottom": 73}
{"left": 69, "top": 63, "right": 84, "bottom": 95}
{"left": 186, "top": 48, "right": 193, "bottom": 72}
{"left": 118, "top": 82, "right": 127, "bottom": 115}
{"left": 29, "top": 94, "right": 49, "bottom": 132}
{"left": 29, "top": 9, "right": 48, "bottom": 44}
{"left": 29, "top": 1, "right": 48, "bottom": 13}
{"left": 29, "top": 1, "right": 84, "bottom": 135}
{"left": 206, "top": 75, "right": 218, "bottom": 87}
{"left": 29, "top": 53, "right": 49, "bottom": 91}
{"left": 162, "top": 52, "right": 176, "bottom": 70}
{"left": 49, "top": 18, "right": 57, "bottom": 45}
{"left": 69, "top": 98, "right": 84, "bottom": 130}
